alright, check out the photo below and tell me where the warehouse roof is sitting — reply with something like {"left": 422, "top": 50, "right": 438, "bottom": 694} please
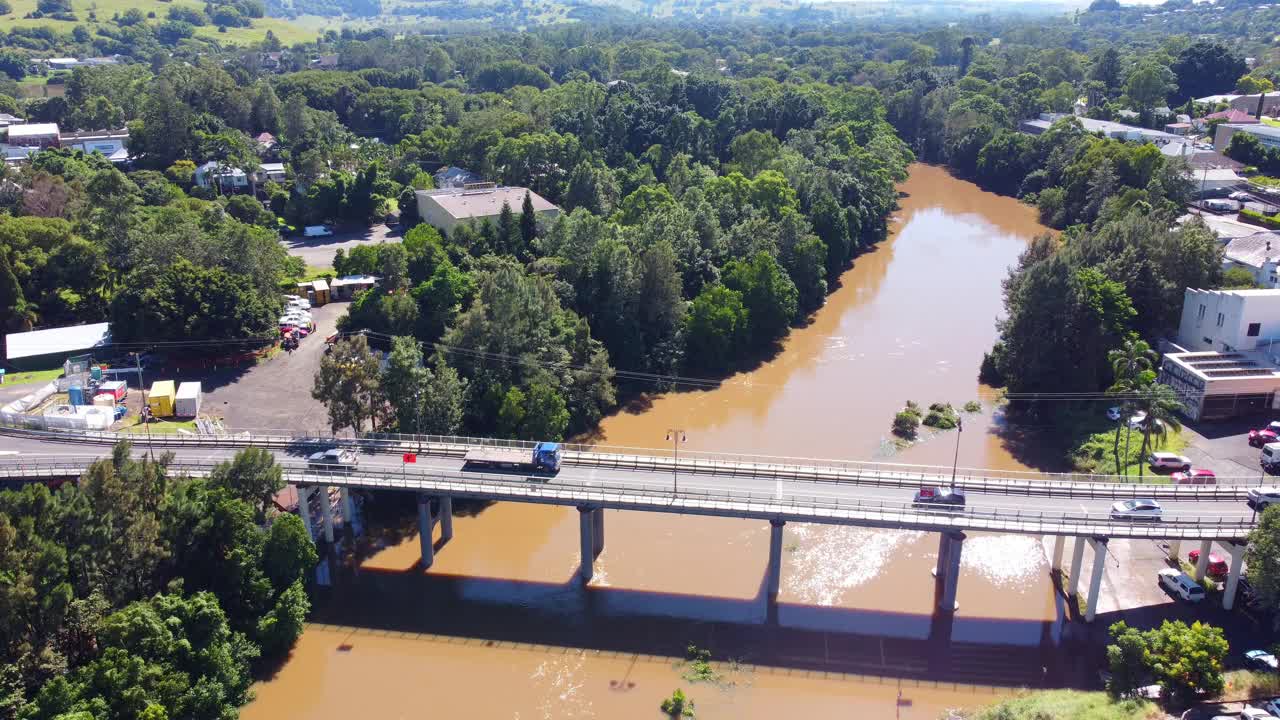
{"left": 418, "top": 186, "right": 558, "bottom": 221}
{"left": 5, "top": 322, "right": 110, "bottom": 360}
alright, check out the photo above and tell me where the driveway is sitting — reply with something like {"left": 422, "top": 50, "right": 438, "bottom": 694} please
{"left": 1181, "top": 416, "right": 1274, "bottom": 483}
{"left": 282, "top": 223, "right": 403, "bottom": 269}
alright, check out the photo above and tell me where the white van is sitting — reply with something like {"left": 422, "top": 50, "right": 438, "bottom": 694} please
{"left": 1157, "top": 568, "right": 1206, "bottom": 603}
{"left": 303, "top": 225, "right": 333, "bottom": 237}
{"left": 1263, "top": 442, "right": 1280, "bottom": 471}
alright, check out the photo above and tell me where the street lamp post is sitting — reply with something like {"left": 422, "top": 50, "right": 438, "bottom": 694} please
{"left": 133, "top": 352, "right": 154, "bottom": 461}
{"left": 949, "top": 417, "right": 963, "bottom": 489}
{"left": 666, "top": 429, "right": 686, "bottom": 495}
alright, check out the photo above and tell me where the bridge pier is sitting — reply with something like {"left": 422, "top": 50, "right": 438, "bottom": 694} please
{"left": 1084, "top": 537, "right": 1108, "bottom": 622}
{"left": 1051, "top": 535, "right": 1066, "bottom": 574}
{"left": 1067, "top": 537, "right": 1086, "bottom": 597}
{"left": 418, "top": 493, "right": 434, "bottom": 569}
{"left": 938, "top": 531, "right": 965, "bottom": 612}
{"left": 439, "top": 496, "right": 454, "bottom": 543}
{"left": 591, "top": 508, "right": 604, "bottom": 558}
{"left": 318, "top": 486, "right": 335, "bottom": 543}
{"left": 1194, "top": 539, "right": 1212, "bottom": 581}
{"left": 1167, "top": 539, "right": 1182, "bottom": 562}
{"left": 340, "top": 487, "right": 356, "bottom": 536}
{"left": 578, "top": 506, "right": 596, "bottom": 582}
{"left": 1223, "top": 541, "right": 1246, "bottom": 610}
{"left": 766, "top": 519, "right": 785, "bottom": 598}
{"left": 295, "top": 486, "right": 314, "bottom": 542}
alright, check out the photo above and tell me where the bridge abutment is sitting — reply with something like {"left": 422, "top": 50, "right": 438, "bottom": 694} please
{"left": 1067, "top": 536, "right": 1086, "bottom": 597}
{"left": 418, "top": 493, "right": 434, "bottom": 569}
{"left": 766, "top": 519, "right": 785, "bottom": 598}
{"left": 319, "top": 486, "right": 335, "bottom": 543}
{"left": 938, "top": 531, "right": 964, "bottom": 612}
{"left": 296, "top": 486, "right": 314, "bottom": 542}
{"left": 578, "top": 505, "right": 596, "bottom": 582}
{"left": 1194, "top": 539, "right": 1212, "bottom": 581}
{"left": 440, "top": 496, "right": 454, "bottom": 543}
{"left": 1223, "top": 540, "right": 1246, "bottom": 610}
{"left": 1084, "top": 537, "right": 1108, "bottom": 622}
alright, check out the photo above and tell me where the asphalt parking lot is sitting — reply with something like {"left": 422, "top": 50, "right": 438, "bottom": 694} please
{"left": 1182, "top": 416, "right": 1276, "bottom": 483}
{"left": 282, "top": 223, "right": 402, "bottom": 268}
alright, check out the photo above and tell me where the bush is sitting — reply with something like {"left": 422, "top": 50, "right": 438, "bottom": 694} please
{"left": 660, "top": 689, "right": 694, "bottom": 718}
{"left": 963, "top": 401, "right": 982, "bottom": 413}
{"left": 923, "top": 403, "right": 960, "bottom": 429}
{"left": 893, "top": 410, "right": 921, "bottom": 439}
{"left": 1241, "top": 208, "right": 1280, "bottom": 229}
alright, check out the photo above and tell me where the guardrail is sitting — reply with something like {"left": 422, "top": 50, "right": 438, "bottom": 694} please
{"left": 0, "top": 458, "right": 1255, "bottom": 540}
{"left": 0, "top": 422, "right": 1264, "bottom": 501}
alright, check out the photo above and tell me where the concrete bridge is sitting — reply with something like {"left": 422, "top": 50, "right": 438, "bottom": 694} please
{"left": 0, "top": 441, "right": 1260, "bottom": 623}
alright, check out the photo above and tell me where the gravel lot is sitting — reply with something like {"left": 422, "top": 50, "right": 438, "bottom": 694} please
{"left": 282, "top": 223, "right": 403, "bottom": 268}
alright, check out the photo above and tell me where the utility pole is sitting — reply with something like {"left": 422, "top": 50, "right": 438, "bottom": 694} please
{"left": 665, "top": 429, "right": 686, "bottom": 495}
{"left": 949, "top": 417, "right": 963, "bottom": 489}
{"left": 134, "top": 352, "right": 154, "bottom": 461}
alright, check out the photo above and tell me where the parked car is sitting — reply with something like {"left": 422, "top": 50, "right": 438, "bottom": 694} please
{"left": 1112, "top": 498, "right": 1162, "bottom": 521}
{"left": 1158, "top": 568, "right": 1205, "bottom": 602}
{"left": 1128, "top": 411, "right": 1148, "bottom": 429}
{"left": 1187, "top": 549, "right": 1229, "bottom": 578}
{"left": 1252, "top": 429, "right": 1280, "bottom": 447}
{"left": 1263, "top": 442, "right": 1280, "bottom": 472}
{"left": 1171, "top": 468, "right": 1217, "bottom": 485}
{"left": 1237, "top": 707, "right": 1279, "bottom": 720}
{"left": 1230, "top": 191, "right": 1254, "bottom": 201}
{"left": 303, "top": 225, "right": 333, "bottom": 237}
{"left": 1149, "top": 452, "right": 1192, "bottom": 472}
{"left": 1106, "top": 406, "right": 1123, "bottom": 421}
{"left": 1262, "top": 700, "right": 1280, "bottom": 718}
{"left": 307, "top": 448, "right": 359, "bottom": 471}
{"left": 1246, "top": 650, "right": 1279, "bottom": 673}
{"left": 912, "top": 486, "right": 966, "bottom": 510}
{"left": 1249, "top": 486, "right": 1280, "bottom": 509}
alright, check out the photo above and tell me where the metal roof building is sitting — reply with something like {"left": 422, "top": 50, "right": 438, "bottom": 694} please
{"left": 5, "top": 322, "right": 111, "bottom": 363}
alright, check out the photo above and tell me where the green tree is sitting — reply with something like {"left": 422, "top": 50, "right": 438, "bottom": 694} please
{"left": 1132, "top": 383, "right": 1183, "bottom": 477}
{"left": 138, "top": 79, "right": 192, "bottom": 168}
{"left": 381, "top": 336, "right": 430, "bottom": 433}
{"left": 722, "top": 252, "right": 799, "bottom": 346}
{"left": 261, "top": 514, "right": 317, "bottom": 594}
{"left": 1171, "top": 41, "right": 1247, "bottom": 104}
{"left": 209, "top": 447, "right": 285, "bottom": 519}
{"left": 253, "top": 82, "right": 281, "bottom": 134}
{"left": 1125, "top": 62, "right": 1175, "bottom": 113}
{"left": 1145, "top": 620, "right": 1228, "bottom": 703}
{"left": 685, "top": 285, "right": 748, "bottom": 372}
{"left": 1106, "top": 622, "right": 1149, "bottom": 698}
{"left": 419, "top": 355, "right": 467, "bottom": 435}
{"left": 520, "top": 382, "right": 570, "bottom": 440}
{"left": 1246, "top": 504, "right": 1280, "bottom": 610}
{"left": 520, "top": 191, "right": 537, "bottom": 247}
{"left": 1106, "top": 338, "right": 1157, "bottom": 475}
{"left": 729, "top": 129, "right": 781, "bottom": 177}
{"left": 312, "top": 334, "right": 384, "bottom": 432}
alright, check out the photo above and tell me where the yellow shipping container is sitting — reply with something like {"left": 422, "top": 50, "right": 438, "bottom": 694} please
{"left": 148, "top": 380, "right": 175, "bottom": 418}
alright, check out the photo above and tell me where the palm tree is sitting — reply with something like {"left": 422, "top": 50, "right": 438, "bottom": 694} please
{"left": 1133, "top": 383, "right": 1184, "bottom": 478}
{"left": 1107, "top": 339, "right": 1157, "bottom": 475}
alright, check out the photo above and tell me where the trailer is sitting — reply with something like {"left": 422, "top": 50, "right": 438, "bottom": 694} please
{"left": 175, "top": 382, "right": 202, "bottom": 418}
{"left": 462, "top": 442, "right": 562, "bottom": 473}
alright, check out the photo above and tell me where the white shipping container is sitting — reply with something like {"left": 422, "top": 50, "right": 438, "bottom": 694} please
{"left": 175, "top": 382, "right": 202, "bottom": 417}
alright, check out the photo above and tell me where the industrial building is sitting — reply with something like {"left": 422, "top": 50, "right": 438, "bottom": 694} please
{"left": 416, "top": 184, "right": 560, "bottom": 234}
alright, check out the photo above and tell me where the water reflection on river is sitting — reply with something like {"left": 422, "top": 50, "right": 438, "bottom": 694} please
{"left": 243, "top": 165, "right": 1062, "bottom": 719}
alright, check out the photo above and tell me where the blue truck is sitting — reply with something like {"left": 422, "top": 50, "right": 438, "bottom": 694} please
{"left": 462, "top": 442, "right": 562, "bottom": 473}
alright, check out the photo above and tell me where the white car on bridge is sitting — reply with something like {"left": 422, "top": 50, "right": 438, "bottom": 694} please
{"left": 1249, "top": 486, "right": 1280, "bottom": 510}
{"left": 1110, "top": 498, "right": 1162, "bottom": 521}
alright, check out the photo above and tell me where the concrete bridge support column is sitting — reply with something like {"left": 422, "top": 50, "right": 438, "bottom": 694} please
{"left": 340, "top": 487, "right": 356, "bottom": 534}
{"left": 1223, "top": 541, "right": 1247, "bottom": 610}
{"left": 578, "top": 506, "right": 596, "bottom": 582}
{"left": 1067, "top": 537, "right": 1086, "bottom": 597}
{"left": 295, "top": 486, "right": 314, "bottom": 542}
{"left": 1194, "top": 539, "right": 1213, "bottom": 581}
{"left": 1085, "top": 537, "right": 1108, "bottom": 622}
{"left": 318, "top": 486, "right": 335, "bottom": 544}
{"left": 938, "top": 531, "right": 965, "bottom": 612}
{"left": 934, "top": 532, "right": 953, "bottom": 578}
{"left": 418, "top": 493, "right": 434, "bottom": 569}
{"left": 439, "top": 496, "right": 454, "bottom": 543}
{"left": 767, "top": 519, "right": 786, "bottom": 598}
{"left": 1167, "top": 539, "right": 1182, "bottom": 562}
{"left": 1051, "top": 535, "right": 1066, "bottom": 574}
{"left": 591, "top": 508, "right": 604, "bottom": 558}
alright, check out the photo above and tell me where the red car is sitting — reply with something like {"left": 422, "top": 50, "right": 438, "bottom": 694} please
{"left": 1171, "top": 468, "right": 1216, "bottom": 485}
{"left": 1251, "top": 429, "right": 1280, "bottom": 447}
{"left": 1187, "top": 549, "right": 1228, "bottom": 578}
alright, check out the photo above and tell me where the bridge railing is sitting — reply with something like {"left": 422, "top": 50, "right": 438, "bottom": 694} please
{"left": 0, "top": 458, "right": 1256, "bottom": 539}
{"left": 0, "top": 420, "right": 1266, "bottom": 501}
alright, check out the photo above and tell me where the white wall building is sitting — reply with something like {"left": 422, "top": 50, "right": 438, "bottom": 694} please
{"left": 1177, "top": 288, "right": 1280, "bottom": 353}
{"left": 1223, "top": 233, "right": 1280, "bottom": 288}
{"left": 416, "top": 185, "right": 559, "bottom": 234}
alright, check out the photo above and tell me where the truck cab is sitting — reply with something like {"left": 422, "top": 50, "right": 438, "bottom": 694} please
{"left": 533, "top": 442, "right": 562, "bottom": 472}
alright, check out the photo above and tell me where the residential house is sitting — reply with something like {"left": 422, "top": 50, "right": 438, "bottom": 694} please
{"left": 193, "top": 161, "right": 249, "bottom": 191}
{"left": 60, "top": 128, "right": 129, "bottom": 164}
{"left": 1020, "top": 114, "right": 1180, "bottom": 145}
{"left": 0, "top": 114, "right": 24, "bottom": 128}
{"left": 1193, "top": 168, "right": 1245, "bottom": 196}
{"left": 329, "top": 275, "right": 379, "bottom": 300}
{"left": 1164, "top": 122, "right": 1193, "bottom": 136}
{"left": 1204, "top": 108, "right": 1258, "bottom": 125}
{"left": 1163, "top": 288, "right": 1280, "bottom": 420}
{"left": 255, "top": 132, "right": 276, "bottom": 152}
{"left": 256, "top": 162, "right": 286, "bottom": 183}
{"left": 1178, "top": 212, "right": 1263, "bottom": 243}
{"left": 416, "top": 185, "right": 560, "bottom": 234}
{"left": 1160, "top": 142, "right": 1244, "bottom": 172}
{"left": 1227, "top": 94, "right": 1280, "bottom": 117}
{"left": 1222, "top": 232, "right": 1280, "bottom": 289}
{"left": 311, "top": 54, "right": 338, "bottom": 69}
{"left": 6, "top": 123, "right": 59, "bottom": 148}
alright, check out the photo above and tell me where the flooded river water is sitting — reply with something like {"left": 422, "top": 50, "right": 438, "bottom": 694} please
{"left": 243, "top": 165, "right": 1066, "bottom": 720}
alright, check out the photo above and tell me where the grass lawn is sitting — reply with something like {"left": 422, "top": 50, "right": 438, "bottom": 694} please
{"left": 120, "top": 418, "right": 198, "bottom": 434}
{"left": 280, "top": 263, "right": 334, "bottom": 290}
{"left": 1223, "top": 669, "right": 1280, "bottom": 700}
{"left": 962, "top": 690, "right": 1155, "bottom": 720}
{"left": 0, "top": 0, "right": 319, "bottom": 47}
{"left": 2, "top": 367, "right": 63, "bottom": 385}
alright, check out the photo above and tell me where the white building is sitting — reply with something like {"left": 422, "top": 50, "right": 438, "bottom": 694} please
{"left": 1223, "top": 233, "right": 1280, "bottom": 288}
{"left": 416, "top": 185, "right": 560, "bottom": 234}
{"left": 1214, "top": 124, "right": 1280, "bottom": 153}
{"left": 1177, "top": 288, "right": 1280, "bottom": 353}
{"left": 194, "top": 161, "right": 249, "bottom": 190}
{"left": 60, "top": 128, "right": 129, "bottom": 164}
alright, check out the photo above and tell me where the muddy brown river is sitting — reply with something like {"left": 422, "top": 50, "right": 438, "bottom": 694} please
{"left": 243, "top": 165, "right": 1066, "bottom": 720}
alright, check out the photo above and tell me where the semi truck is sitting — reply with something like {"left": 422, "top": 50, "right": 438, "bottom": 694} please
{"left": 462, "top": 442, "right": 562, "bottom": 473}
